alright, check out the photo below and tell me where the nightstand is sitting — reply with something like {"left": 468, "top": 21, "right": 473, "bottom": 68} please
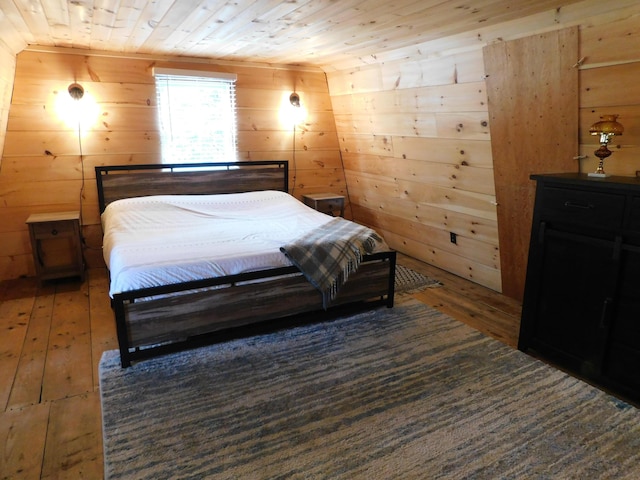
{"left": 26, "top": 211, "right": 85, "bottom": 284}
{"left": 302, "top": 193, "right": 345, "bottom": 217}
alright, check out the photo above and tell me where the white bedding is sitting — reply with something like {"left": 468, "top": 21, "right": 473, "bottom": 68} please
{"left": 102, "top": 190, "right": 340, "bottom": 296}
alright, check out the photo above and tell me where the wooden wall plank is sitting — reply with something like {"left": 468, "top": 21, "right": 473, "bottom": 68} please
{"left": 238, "top": 108, "right": 337, "bottom": 132}
{"left": 483, "top": 27, "right": 579, "bottom": 301}
{"left": 0, "top": 180, "right": 83, "bottom": 207}
{"left": 350, "top": 193, "right": 499, "bottom": 246}
{"left": 581, "top": 62, "right": 640, "bottom": 108}
{"left": 0, "top": 45, "right": 17, "bottom": 169}
{"left": 436, "top": 112, "right": 491, "bottom": 140}
{"left": 335, "top": 112, "right": 438, "bottom": 137}
{"left": 329, "top": 44, "right": 498, "bottom": 293}
{"left": 354, "top": 204, "right": 499, "bottom": 268}
{"left": 380, "top": 50, "right": 486, "bottom": 91}
{"left": 579, "top": 12, "right": 640, "bottom": 66}
{"left": 326, "top": 64, "right": 383, "bottom": 96}
{"left": 8, "top": 105, "right": 159, "bottom": 132}
{"left": 390, "top": 137, "right": 494, "bottom": 168}
{"left": 346, "top": 170, "right": 497, "bottom": 221}
{"left": 331, "top": 82, "right": 488, "bottom": 115}
{"left": 14, "top": 53, "right": 156, "bottom": 84}
{"left": 342, "top": 152, "right": 495, "bottom": 196}
{"left": 339, "top": 133, "right": 394, "bottom": 156}
{"left": 380, "top": 228, "right": 502, "bottom": 291}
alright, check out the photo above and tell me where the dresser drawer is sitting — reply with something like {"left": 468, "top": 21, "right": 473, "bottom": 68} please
{"left": 302, "top": 193, "right": 345, "bottom": 217}
{"left": 31, "top": 220, "right": 76, "bottom": 238}
{"left": 628, "top": 197, "right": 640, "bottom": 233}
{"left": 316, "top": 199, "right": 344, "bottom": 212}
{"left": 539, "top": 186, "right": 625, "bottom": 229}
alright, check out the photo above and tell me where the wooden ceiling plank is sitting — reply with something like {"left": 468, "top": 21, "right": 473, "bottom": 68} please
{"left": 39, "top": 0, "right": 72, "bottom": 47}
{"left": 190, "top": 0, "right": 280, "bottom": 46}
{"left": 210, "top": 0, "right": 331, "bottom": 56}
{"left": 107, "top": 0, "right": 154, "bottom": 52}
{"left": 11, "top": 0, "right": 52, "bottom": 44}
{"left": 139, "top": 0, "right": 220, "bottom": 54}
{"left": 3, "top": 0, "right": 640, "bottom": 71}
{"left": 67, "top": 0, "right": 92, "bottom": 49}
{"left": 121, "top": 0, "right": 176, "bottom": 51}
{"left": 0, "top": 5, "right": 31, "bottom": 53}
{"left": 88, "top": 0, "right": 121, "bottom": 51}
{"left": 323, "top": 0, "right": 636, "bottom": 70}
{"left": 183, "top": 0, "right": 281, "bottom": 57}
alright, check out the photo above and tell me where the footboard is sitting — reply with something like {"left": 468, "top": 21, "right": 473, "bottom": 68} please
{"left": 112, "top": 251, "right": 396, "bottom": 366}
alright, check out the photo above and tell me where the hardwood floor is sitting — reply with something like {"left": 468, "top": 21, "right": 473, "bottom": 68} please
{"left": 0, "top": 256, "right": 521, "bottom": 479}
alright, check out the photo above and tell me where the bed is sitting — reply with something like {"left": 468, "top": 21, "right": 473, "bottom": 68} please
{"left": 96, "top": 161, "right": 396, "bottom": 367}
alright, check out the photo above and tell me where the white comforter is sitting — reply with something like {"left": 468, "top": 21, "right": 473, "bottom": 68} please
{"left": 102, "top": 190, "right": 337, "bottom": 296}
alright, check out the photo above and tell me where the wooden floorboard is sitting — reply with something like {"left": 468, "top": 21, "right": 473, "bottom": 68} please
{"left": 0, "top": 258, "right": 522, "bottom": 479}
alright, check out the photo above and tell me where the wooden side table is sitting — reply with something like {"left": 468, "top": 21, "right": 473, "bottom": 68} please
{"left": 26, "top": 211, "right": 85, "bottom": 284}
{"left": 302, "top": 193, "right": 345, "bottom": 217}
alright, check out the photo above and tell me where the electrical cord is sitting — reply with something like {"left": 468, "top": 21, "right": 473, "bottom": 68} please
{"left": 291, "top": 122, "right": 297, "bottom": 196}
{"left": 76, "top": 120, "right": 102, "bottom": 251}
{"left": 77, "top": 120, "right": 85, "bottom": 227}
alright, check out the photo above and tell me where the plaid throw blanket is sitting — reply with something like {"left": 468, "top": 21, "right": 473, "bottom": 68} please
{"left": 280, "top": 217, "right": 386, "bottom": 309}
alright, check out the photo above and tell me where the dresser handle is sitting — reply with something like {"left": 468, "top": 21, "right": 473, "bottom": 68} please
{"left": 599, "top": 297, "right": 612, "bottom": 328}
{"left": 564, "top": 201, "right": 594, "bottom": 210}
{"left": 538, "top": 221, "right": 547, "bottom": 244}
{"left": 51, "top": 229, "right": 58, "bottom": 235}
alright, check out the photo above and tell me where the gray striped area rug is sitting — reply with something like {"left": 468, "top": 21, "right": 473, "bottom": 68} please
{"left": 394, "top": 264, "right": 441, "bottom": 293}
{"left": 99, "top": 299, "right": 640, "bottom": 479}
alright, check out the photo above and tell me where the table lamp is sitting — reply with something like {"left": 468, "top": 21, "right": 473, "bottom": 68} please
{"left": 588, "top": 114, "right": 624, "bottom": 177}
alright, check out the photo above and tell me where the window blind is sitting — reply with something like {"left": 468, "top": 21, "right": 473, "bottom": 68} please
{"left": 153, "top": 68, "right": 238, "bottom": 164}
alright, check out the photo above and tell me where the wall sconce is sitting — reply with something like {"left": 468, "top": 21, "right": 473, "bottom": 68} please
{"left": 68, "top": 83, "right": 84, "bottom": 100}
{"left": 56, "top": 82, "right": 99, "bottom": 134}
{"left": 278, "top": 91, "right": 305, "bottom": 127}
{"left": 588, "top": 114, "right": 624, "bottom": 177}
{"left": 286, "top": 92, "right": 305, "bottom": 125}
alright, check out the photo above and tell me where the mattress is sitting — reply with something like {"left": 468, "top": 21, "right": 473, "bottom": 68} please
{"left": 102, "top": 190, "right": 341, "bottom": 297}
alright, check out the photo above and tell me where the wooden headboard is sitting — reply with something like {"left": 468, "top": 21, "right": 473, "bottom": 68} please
{"left": 95, "top": 161, "right": 289, "bottom": 213}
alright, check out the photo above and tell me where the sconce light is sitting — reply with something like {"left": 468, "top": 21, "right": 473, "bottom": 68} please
{"left": 279, "top": 91, "right": 305, "bottom": 127}
{"left": 588, "top": 114, "right": 624, "bottom": 177}
{"left": 56, "top": 81, "right": 98, "bottom": 133}
{"left": 68, "top": 83, "right": 84, "bottom": 100}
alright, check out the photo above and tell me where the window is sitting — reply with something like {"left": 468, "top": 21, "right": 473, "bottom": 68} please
{"left": 153, "top": 68, "right": 238, "bottom": 164}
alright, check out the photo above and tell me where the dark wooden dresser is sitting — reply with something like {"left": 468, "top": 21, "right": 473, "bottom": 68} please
{"left": 519, "top": 173, "right": 640, "bottom": 403}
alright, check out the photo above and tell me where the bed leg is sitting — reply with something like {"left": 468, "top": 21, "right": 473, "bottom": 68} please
{"left": 113, "top": 296, "right": 133, "bottom": 368}
{"left": 120, "top": 354, "right": 132, "bottom": 368}
{"left": 386, "top": 251, "right": 396, "bottom": 308}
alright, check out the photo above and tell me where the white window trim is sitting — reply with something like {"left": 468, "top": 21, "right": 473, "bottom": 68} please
{"left": 152, "top": 67, "right": 237, "bottom": 82}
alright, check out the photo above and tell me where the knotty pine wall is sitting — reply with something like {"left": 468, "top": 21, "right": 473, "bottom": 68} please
{"left": 578, "top": 12, "right": 640, "bottom": 174}
{"left": 0, "top": 47, "right": 16, "bottom": 172}
{"left": 327, "top": 52, "right": 500, "bottom": 290}
{"left": 0, "top": 48, "right": 343, "bottom": 280}
{"left": 325, "top": 2, "right": 640, "bottom": 293}
{"left": 0, "top": 11, "right": 22, "bottom": 170}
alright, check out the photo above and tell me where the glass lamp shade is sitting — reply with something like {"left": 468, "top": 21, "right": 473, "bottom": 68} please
{"left": 588, "top": 114, "right": 624, "bottom": 177}
{"left": 589, "top": 114, "right": 624, "bottom": 137}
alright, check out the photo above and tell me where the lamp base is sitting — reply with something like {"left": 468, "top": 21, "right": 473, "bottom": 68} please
{"left": 588, "top": 172, "right": 611, "bottom": 178}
